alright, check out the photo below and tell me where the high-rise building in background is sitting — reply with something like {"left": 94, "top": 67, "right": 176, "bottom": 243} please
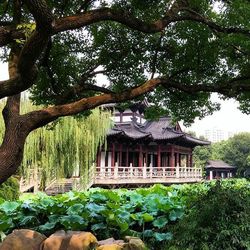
{"left": 204, "top": 128, "right": 236, "bottom": 143}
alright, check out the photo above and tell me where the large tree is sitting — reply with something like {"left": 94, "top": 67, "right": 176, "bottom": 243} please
{"left": 0, "top": 0, "right": 249, "bottom": 184}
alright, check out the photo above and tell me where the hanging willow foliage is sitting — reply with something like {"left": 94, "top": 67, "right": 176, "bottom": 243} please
{"left": 0, "top": 100, "right": 112, "bottom": 188}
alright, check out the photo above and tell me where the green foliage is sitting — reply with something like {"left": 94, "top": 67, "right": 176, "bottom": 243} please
{"left": 193, "top": 146, "right": 211, "bottom": 169}
{"left": 3, "top": 0, "right": 246, "bottom": 124}
{"left": 194, "top": 133, "right": 250, "bottom": 175}
{"left": 0, "top": 177, "right": 19, "bottom": 201}
{"left": 0, "top": 184, "right": 185, "bottom": 247}
{"left": 0, "top": 100, "right": 112, "bottom": 187}
{"left": 164, "top": 180, "right": 250, "bottom": 250}
{"left": 0, "top": 180, "right": 249, "bottom": 249}
{"left": 15, "top": 23, "right": 36, "bottom": 44}
{"left": 222, "top": 133, "right": 250, "bottom": 176}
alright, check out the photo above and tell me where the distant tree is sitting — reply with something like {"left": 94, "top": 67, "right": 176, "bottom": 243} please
{"left": 193, "top": 140, "right": 227, "bottom": 168}
{"left": 193, "top": 145, "right": 211, "bottom": 168}
{"left": 222, "top": 133, "right": 250, "bottom": 176}
{"left": 210, "top": 140, "right": 228, "bottom": 160}
{"left": 185, "top": 130, "right": 197, "bottom": 137}
{"left": 198, "top": 135, "right": 207, "bottom": 141}
{"left": 195, "top": 133, "right": 250, "bottom": 175}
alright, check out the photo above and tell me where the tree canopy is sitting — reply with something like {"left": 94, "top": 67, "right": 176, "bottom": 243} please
{"left": 222, "top": 133, "right": 250, "bottom": 175}
{"left": 194, "top": 132, "right": 250, "bottom": 175}
{"left": 0, "top": 0, "right": 249, "bottom": 183}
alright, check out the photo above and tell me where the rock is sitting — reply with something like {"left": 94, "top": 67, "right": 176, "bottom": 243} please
{"left": 97, "top": 244, "right": 123, "bottom": 250}
{"left": 0, "top": 229, "right": 46, "bottom": 250}
{"left": 98, "top": 238, "right": 124, "bottom": 246}
{"left": 97, "top": 236, "right": 146, "bottom": 250}
{"left": 124, "top": 236, "right": 146, "bottom": 250}
{"left": 41, "top": 230, "right": 97, "bottom": 250}
{"left": 97, "top": 237, "right": 125, "bottom": 250}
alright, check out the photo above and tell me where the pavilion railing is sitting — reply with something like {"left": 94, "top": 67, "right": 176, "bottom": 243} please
{"left": 95, "top": 164, "right": 202, "bottom": 180}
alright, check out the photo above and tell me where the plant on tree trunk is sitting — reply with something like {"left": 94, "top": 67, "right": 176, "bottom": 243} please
{"left": 0, "top": 0, "right": 249, "bottom": 184}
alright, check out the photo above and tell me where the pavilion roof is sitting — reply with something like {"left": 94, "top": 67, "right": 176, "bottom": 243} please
{"left": 108, "top": 117, "right": 210, "bottom": 147}
{"left": 205, "top": 160, "right": 236, "bottom": 169}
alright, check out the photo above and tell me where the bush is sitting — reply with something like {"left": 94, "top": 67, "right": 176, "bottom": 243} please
{"left": 164, "top": 180, "right": 250, "bottom": 250}
{"left": 0, "top": 177, "right": 20, "bottom": 201}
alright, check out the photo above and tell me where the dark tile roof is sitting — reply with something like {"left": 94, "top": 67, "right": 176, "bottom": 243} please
{"left": 108, "top": 117, "right": 210, "bottom": 146}
{"left": 205, "top": 160, "right": 236, "bottom": 169}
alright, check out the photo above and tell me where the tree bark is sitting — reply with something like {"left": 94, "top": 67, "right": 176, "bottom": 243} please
{"left": 0, "top": 115, "right": 29, "bottom": 184}
{"left": 0, "top": 42, "right": 31, "bottom": 184}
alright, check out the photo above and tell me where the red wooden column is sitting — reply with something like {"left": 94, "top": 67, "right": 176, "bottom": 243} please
{"left": 170, "top": 146, "right": 175, "bottom": 169}
{"left": 96, "top": 148, "right": 101, "bottom": 168}
{"left": 157, "top": 145, "right": 161, "bottom": 169}
{"left": 111, "top": 143, "right": 115, "bottom": 168}
{"left": 176, "top": 152, "right": 179, "bottom": 167}
{"left": 190, "top": 154, "right": 193, "bottom": 167}
{"left": 139, "top": 145, "right": 143, "bottom": 167}
{"left": 126, "top": 146, "right": 129, "bottom": 167}
{"left": 119, "top": 144, "right": 122, "bottom": 166}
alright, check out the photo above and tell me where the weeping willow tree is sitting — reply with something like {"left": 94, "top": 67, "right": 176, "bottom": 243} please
{"left": 0, "top": 100, "right": 111, "bottom": 189}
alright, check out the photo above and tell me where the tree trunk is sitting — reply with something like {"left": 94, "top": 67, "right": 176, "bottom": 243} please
{"left": 0, "top": 44, "right": 31, "bottom": 184}
{"left": 0, "top": 117, "right": 29, "bottom": 184}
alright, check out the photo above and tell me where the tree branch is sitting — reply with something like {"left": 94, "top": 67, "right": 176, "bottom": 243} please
{"left": 150, "top": 32, "right": 164, "bottom": 79}
{"left": 50, "top": 71, "right": 112, "bottom": 104}
{"left": 0, "top": 26, "right": 24, "bottom": 46}
{"left": 22, "top": 74, "right": 250, "bottom": 131}
{"left": 0, "top": 1, "right": 54, "bottom": 99}
{"left": 0, "top": 3, "right": 249, "bottom": 48}
{"left": 181, "top": 7, "right": 250, "bottom": 37}
{"left": 23, "top": 78, "right": 163, "bottom": 130}
{"left": 53, "top": 7, "right": 183, "bottom": 34}
{"left": 0, "top": 2, "right": 249, "bottom": 100}
{"left": 164, "top": 75, "right": 250, "bottom": 96}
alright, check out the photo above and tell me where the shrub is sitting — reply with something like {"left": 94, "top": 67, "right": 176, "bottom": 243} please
{"left": 0, "top": 177, "right": 19, "bottom": 201}
{"left": 164, "top": 180, "right": 250, "bottom": 250}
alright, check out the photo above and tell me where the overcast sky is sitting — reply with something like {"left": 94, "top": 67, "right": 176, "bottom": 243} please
{"left": 187, "top": 96, "right": 250, "bottom": 136}
{"left": 1, "top": 62, "right": 250, "bottom": 136}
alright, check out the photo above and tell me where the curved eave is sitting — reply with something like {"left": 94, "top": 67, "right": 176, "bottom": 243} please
{"left": 153, "top": 133, "right": 184, "bottom": 140}
{"left": 108, "top": 129, "right": 123, "bottom": 136}
{"left": 184, "top": 135, "right": 211, "bottom": 146}
{"left": 107, "top": 131, "right": 152, "bottom": 140}
{"left": 205, "top": 165, "right": 236, "bottom": 169}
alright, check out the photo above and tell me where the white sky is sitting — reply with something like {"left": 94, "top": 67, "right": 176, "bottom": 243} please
{"left": 187, "top": 96, "right": 250, "bottom": 136}
{"left": 1, "top": 62, "right": 250, "bottom": 136}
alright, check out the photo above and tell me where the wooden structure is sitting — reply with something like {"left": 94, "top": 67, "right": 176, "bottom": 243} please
{"left": 95, "top": 103, "right": 210, "bottom": 188}
{"left": 205, "top": 160, "right": 236, "bottom": 180}
{"left": 20, "top": 102, "right": 210, "bottom": 193}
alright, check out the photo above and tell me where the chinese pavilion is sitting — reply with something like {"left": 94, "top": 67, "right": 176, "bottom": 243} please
{"left": 205, "top": 160, "right": 236, "bottom": 180}
{"left": 94, "top": 103, "right": 210, "bottom": 187}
